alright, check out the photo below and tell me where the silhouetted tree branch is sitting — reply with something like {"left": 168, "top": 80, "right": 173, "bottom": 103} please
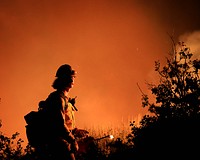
{"left": 128, "top": 41, "right": 200, "bottom": 159}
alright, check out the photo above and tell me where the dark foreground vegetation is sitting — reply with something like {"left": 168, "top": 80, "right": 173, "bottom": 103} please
{"left": 1, "top": 41, "right": 200, "bottom": 159}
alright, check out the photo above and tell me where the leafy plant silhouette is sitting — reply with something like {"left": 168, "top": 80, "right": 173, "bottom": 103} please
{"left": 0, "top": 120, "right": 25, "bottom": 160}
{"left": 127, "top": 41, "right": 200, "bottom": 159}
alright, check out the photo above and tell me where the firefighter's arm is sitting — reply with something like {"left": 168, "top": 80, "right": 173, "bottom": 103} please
{"left": 60, "top": 98, "right": 79, "bottom": 152}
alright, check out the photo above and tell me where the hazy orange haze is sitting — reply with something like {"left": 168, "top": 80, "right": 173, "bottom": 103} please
{"left": 0, "top": 0, "right": 200, "bottom": 146}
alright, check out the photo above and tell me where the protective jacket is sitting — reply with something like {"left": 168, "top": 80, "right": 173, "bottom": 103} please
{"left": 44, "top": 90, "right": 75, "bottom": 141}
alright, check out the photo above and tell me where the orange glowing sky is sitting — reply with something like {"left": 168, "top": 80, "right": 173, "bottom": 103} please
{"left": 1, "top": 0, "right": 200, "bottom": 145}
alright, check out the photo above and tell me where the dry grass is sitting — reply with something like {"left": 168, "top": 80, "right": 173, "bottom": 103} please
{"left": 82, "top": 115, "right": 142, "bottom": 142}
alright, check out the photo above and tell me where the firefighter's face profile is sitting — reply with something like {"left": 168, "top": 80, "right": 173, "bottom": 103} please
{"left": 65, "top": 76, "right": 75, "bottom": 90}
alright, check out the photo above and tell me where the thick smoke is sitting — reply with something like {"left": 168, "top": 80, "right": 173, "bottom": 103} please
{"left": 179, "top": 31, "right": 200, "bottom": 59}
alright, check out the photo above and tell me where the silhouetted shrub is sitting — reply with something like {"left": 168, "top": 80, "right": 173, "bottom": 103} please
{"left": 0, "top": 120, "right": 26, "bottom": 160}
{"left": 128, "top": 41, "right": 200, "bottom": 159}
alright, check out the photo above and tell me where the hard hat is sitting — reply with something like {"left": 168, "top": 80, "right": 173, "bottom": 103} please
{"left": 55, "top": 64, "right": 76, "bottom": 78}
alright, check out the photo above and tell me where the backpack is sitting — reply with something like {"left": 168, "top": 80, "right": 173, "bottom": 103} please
{"left": 24, "top": 101, "right": 50, "bottom": 147}
{"left": 24, "top": 93, "right": 78, "bottom": 148}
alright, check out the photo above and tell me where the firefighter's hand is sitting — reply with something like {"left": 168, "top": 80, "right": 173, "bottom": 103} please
{"left": 68, "top": 97, "right": 76, "bottom": 106}
{"left": 72, "top": 128, "right": 89, "bottom": 138}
